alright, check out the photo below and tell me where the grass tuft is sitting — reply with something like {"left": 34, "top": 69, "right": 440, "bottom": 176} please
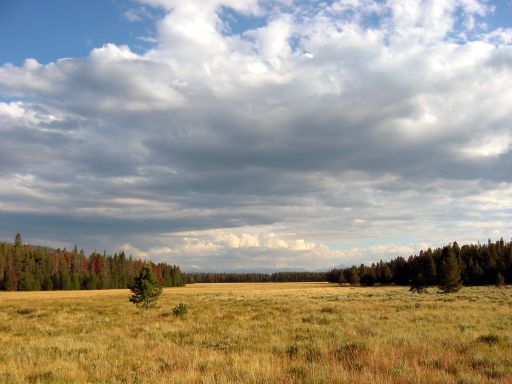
{"left": 476, "top": 334, "right": 501, "bottom": 345}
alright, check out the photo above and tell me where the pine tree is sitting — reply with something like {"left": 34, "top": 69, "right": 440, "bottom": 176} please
{"left": 71, "top": 273, "right": 80, "bottom": 290}
{"left": 129, "top": 264, "right": 163, "bottom": 309}
{"left": 60, "top": 269, "right": 72, "bottom": 290}
{"left": 379, "top": 263, "right": 393, "bottom": 284}
{"left": 424, "top": 249, "right": 437, "bottom": 284}
{"left": 14, "top": 233, "right": 22, "bottom": 248}
{"left": 410, "top": 273, "right": 428, "bottom": 293}
{"left": 495, "top": 272, "right": 505, "bottom": 287}
{"left": 347, "top": 266, "right": 360, "bottom": 285}
{"left": 439, "top": 247, "right": 462, "bottom": 293}
{"left": 337, "top": 269, "right": 346, "bottom": 285}
{"left": 42, "top": 276, "right": 53, "bottom": 291}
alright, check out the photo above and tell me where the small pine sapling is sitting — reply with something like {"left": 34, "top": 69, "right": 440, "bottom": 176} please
{"left": 129, "top": 264, "right": 163, "bottom": 309}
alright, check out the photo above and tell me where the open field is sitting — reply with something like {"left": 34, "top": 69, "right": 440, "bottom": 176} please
{"left": 1, "top": 283, "right": 511, "bottom": 383}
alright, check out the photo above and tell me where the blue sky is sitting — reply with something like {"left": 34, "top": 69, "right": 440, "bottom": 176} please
{"left": 0, "top": 0, "right": 162, "bottom": 65}
{"left": 489, "top": 0, "right": 512, "bottom": 25}
{"left": 0, "top": 0, "right": 512, "bottom": 271}
{"left": 3, "top": 0, "right": 509, "bottom": 66}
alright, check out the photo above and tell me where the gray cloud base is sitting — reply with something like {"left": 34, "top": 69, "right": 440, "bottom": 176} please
{"left": 0, "top": 0, "right": 511, "bottom": 270}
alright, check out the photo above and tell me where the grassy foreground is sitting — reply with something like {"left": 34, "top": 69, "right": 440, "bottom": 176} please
{"left": 0, "top": 283, "right": 511, "bottom": 383}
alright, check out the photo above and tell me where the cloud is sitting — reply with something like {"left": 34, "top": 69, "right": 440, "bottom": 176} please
{"left": 0, "top": 0, "right": 511, "bottom": 270}
{"left": 124, "top": 9, "right": 144, "bottom": 22}
{"left": 123, "top": 7, "right": 157, "bottom": 22}
{"left": 0, "top": 101, "right": 25, "bottom": 119}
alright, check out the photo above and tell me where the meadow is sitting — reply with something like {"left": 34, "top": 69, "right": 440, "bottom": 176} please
{"left": 0, "top": 283, "right": 511, "bottom": 383}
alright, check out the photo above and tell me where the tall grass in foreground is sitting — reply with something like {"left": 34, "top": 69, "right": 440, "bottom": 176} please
{"left": 0, "top": 283, "right": 511, "bottom": 383}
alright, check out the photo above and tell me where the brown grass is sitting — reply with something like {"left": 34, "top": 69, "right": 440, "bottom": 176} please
{"left": 0, "top": 283, "right": 511, "bottom": 383}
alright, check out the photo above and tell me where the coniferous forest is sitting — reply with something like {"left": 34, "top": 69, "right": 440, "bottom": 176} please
{"left": 0, "top": 234, "right": 184, "bottom": 291}
{"left": 187, "top": 239, "right": 511, "bottom": 289}
{"left": 327, "top": 238, "right": 512, "bottom": 288}
{"left": 1, "top": 234, "right": 510, "bottom": 291}
{"left": 184, "top": 271, "right": 327, "bottom": 283}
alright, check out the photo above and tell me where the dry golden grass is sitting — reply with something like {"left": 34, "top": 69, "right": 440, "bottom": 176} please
{"left": 0, "top": 283, "right": 511, "bottom": 383}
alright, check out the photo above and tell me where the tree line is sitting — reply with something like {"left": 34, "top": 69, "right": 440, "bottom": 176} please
{"left": 184, "top": 239, "right": 511, "bottom": 289}
{"left": 2, "top": 234, "right": 509, "bottom": 291}
{"left": 327, "top": 238, "right": 511, "bottom": 290}
{"left": 185, "top": 271, "right": 327, "bottom": 283}
{"left": 0, "top": 234, "right": 185, "bottom": 291}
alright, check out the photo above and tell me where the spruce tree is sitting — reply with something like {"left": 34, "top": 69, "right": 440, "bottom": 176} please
{"left": 380, "top": 263, "right": 393, "bottom": 284}
{"left": 14, "top": 233, "right": 22, "bottom": 248}
{"left": 129, "top": 264, "right": 162, "bottom": 309}
{"left": 424, "top": 249, "right": 437, "bottom": 285}
{"left": 439, "top": 247, "right": 462, "bottom": 293}
{"left": 410, "top": 273, "right": 428, "bottom": 293}
{"left": 337, "top": 270, "right": 346, "bottom": 285}
{"left": 495, "top": 272, "right": 505, "bottom": 287}
{"left": 409, "top": 257, "right": 425, "bottom": 293}
{"left": 348, "top": 266, "right": 360, "bottom": 285}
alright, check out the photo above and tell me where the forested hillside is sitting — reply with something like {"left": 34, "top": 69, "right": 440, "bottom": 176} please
{"left": 327, "top": 239, "right": 512, "bottom": 287}
{"left": 0, "top": 234, "right": 184, "bottom": 291}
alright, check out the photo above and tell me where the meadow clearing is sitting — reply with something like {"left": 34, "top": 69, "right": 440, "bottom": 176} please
{"left": 0, "top": 283, "right": 511, "bottom": 383}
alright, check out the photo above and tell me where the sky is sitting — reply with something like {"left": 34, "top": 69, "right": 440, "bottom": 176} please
{"left": 0, "top": 0, "right": 511, "bottom": 272}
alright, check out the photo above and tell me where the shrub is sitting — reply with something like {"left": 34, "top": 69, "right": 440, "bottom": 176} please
{"left": 172, "top": 303, "right": 188, "bottom": 317}
{"left": 476, "top": 334, "right": 500, "bottom": 345}
{"left": 410, "top": 285, "right": 428, "bottom": 294}
{"left": 17, "top": 308, "right": 36, "bottom": 316}
{"left": 320, "top": 306, "right": 335, "bottom": 314}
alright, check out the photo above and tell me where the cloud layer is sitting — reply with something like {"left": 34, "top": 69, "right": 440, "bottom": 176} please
{"left": 1, "top": 0, "right": 511, "bottom": 271}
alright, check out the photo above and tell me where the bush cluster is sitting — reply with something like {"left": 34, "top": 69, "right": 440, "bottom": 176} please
{"left": 172, "top": 303, "right": 188, "bottom": 316}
